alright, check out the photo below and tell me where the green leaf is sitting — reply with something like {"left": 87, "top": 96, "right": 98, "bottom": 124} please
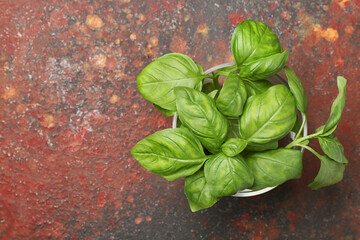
{"left": 204, "top": 153, "right": 254, "bottom": 197}
{"left": 239, "top": 84, "right": 297, "bottom": 144}
{"left": 231, "top": 20, "right": 282, "bottom": 67}
{"left": 153, "top": 104, "right": 176, "bottom": 116}
{"left": 131, "top": 128, "right": 208, "bottom": 181}
{"left": 308, "top": 155, "right": 346, "bottom": 190}
{"left": 244, "top": 80, "right": 273, "bottom": 97}
{"left": 318, "top": 134, "right": 348, "bottom": 164}
{"left": 221, "top": 138, "right": 248, "bottom": 157}
{"left": 238, "top": 50, "right": 289, "bottom": 81}
{"left": 208, "top": 90, "right": 218, "bottom": 99}
{"left": 184, "top": 169, "right": 219, "bottom": 212}
{"left": 202, "top": 81, "right": 216, "bottom": 94}
{"left": 246, "top": 148, "right": 303, "bottom": 190}
{"left": 174, "top": 87, "right": 228, "bottom": 153}
{"left": 226, "top": 118, "right": 241, "bottom": 140}
{"left": 245, "top": 140, "right": 279, "bottom": 152}
{"left": 137, "top": 53, "right": 207, "bottom": 111}
{"left": 321, "top": 76, "right": 347, "bottom": 135}
{"left": 216, "top": 72, "right": 247, "bottom": 117}
{"left": 284, "top": 66, "right": 308, "bottom": 113}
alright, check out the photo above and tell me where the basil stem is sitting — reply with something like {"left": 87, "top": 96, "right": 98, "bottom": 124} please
{"left": 294, "top": 114, "right": 307, "bottom": 141}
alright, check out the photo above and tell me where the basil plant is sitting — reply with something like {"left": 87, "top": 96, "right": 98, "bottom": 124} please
{"left": 131, "top": 20, "right": 348, "bottom": 212}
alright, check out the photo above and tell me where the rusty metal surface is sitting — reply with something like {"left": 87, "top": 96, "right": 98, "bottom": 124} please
{"left": 0, "top": 0, "right": 359, "bottom": 239}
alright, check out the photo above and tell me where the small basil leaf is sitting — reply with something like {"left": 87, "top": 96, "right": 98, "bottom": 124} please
{"left": 184, "top": 169, "right": 219, "bottom": 212}
{"left": 216, "top": 72, "right": 247, "bottom": 117}
{"left": 137, "top": 53, "right": 207, "bottom": 111}
{"left": 204, "top": 153, "right": 254, "bottom": 197}
{"left": 321, "top": 76, "right": 347, "bottom": 135}
{"left": 174, "top": 87, "right": 228, "bottom": 153}
{"left": 244, "top": 80, "right": 273, "bottom": 97}
{"left": 318, "top": 134, "right": 348, "bottom": 164}
{"left": 226, "top": 118, "right": 241, "bottom": 140}
{"left": 208, "top": 90, "right": 218, "bottom": 99}
{"left": 202, "top": 81, "right": 216, "bottom": 94}
{"left": 245, "top": 140, "right": 279, "bottom": 152}
{"left": 284, "top": 66, "right": 308, "bottom": 113}
{"left": 131, "top": 128, "right": 208, "bottom": 181}
{"left": 239, "top": 84, "right": 297, "bottom": 144}
{"left": 238, "top": 50, "right": 289, "bottom": 81}
{"left": 308, "top": 155, "right": 346, "bottom": 190}
{"left": 221, "top": 138, "right": 248, "bottom": 157}
{"left": 153, "top": 104, "right": 176, "bottom": 116}
{"left": 246, "top": 148, "right": 303, "bottom": 190}
{"left": 231, "top": 20, "right": 282, "bottom": 67}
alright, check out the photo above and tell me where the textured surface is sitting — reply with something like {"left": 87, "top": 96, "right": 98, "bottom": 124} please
{"left": 0, "top": 0, "right": 359, "bottom": 239}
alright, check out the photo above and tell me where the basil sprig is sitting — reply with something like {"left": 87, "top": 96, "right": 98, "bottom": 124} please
{"left": 132, "top": 20, "right": 348, "bottom": 212}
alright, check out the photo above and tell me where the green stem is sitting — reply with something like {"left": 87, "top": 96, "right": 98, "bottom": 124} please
{"left": 212, "top": 73, "right": 221, "bottom": 90}
{"left": 294, "top": 114, "right": 307, "bottom": 141}
{"left": 296, "top": 144, "right": 322, "bottom": 159}
{"left": 286, "top": 131, "right": 323, "bottom": 149}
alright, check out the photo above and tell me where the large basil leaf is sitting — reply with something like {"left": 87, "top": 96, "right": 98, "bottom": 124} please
{"left": 308, "top": 155, "right": 346, "bottom": 190}
{"left": 216, "top": 72, "right": 247, "bottom": 117}
{"left": 137, "top": 53, "right": 207, "bottom": 111}
{"left": 204, "top": 153, "right": 254, "bottom": 197}
{"left": 226, "top": 118, "right": 241, "bottom": 140}
{"left": 174, "top": 87, "right": 228, "bottom": 153}
{"left": 221, "top": 138, "right": 248, "bottom": 157}
{"left": 153, "top": 104, "right": 176, "bottom": 116}
{"left": 246, "top": 148, "right": 303, "bottom": 190}
{"left": 321, "top": 76, "right": 347, "bottom": 136}
{"left": 244, "top": 80, "right": 273, "bottom": 97}
{"left": 284, "top": 66, "right": 308, "bottom": 113}
{"left": 238, "top": 50, "right": 289, "bottom": 81}
{"left": 245, "top": 140, "right": 279, "bottom": 152}
{"left": 239, "top": 85, "right": 296, "bottom": 144}
{"left": 231, "top": 20, "right": 282, "bottom": 67}
{"left": 184, "top": 169, "right": 219, "bottom": 212}
{"left": 318, "top": 134, "right": 348, "bottom": 164}
{"left": 131, "top": 128, "right": 208, "bottom": 181}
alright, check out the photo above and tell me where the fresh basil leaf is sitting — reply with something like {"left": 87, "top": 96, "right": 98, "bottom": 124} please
{"left": 245, "top": 140, "right": 279, "bottom": 152}
{"left": 184, "top": 169, "right": 219, "bottom": 212}
{"left": 131, "top": 128, "right": 208, "bottom": 181}
{"left": 153, "top": 104, "right": 176, "bottom": 116}
{"left": 308, "top": 155, "right": 346, "bottom": 190}
{"left": 204, "top": 153, "right": 254, "bottom": 197}
{"left": 238, "top": 50, "right": 289, "bottom": 81}
{"left": 318, "top": 134, "right": 348, "bottom": 164}
{"left": 216, "top": 72, "right": 247, "bottom": 117}
{"left": 174, "top": 87, "right": 228, "bottom": 153}
{"left": 208, "top": 90, "right": 218, "bottom": 99}
{"left": 231, "top": 20, "right": 282, "bottom": 67}
{"left": 246, "top": 148, "right": 303, "bottom": 190}
{"left": 321, "top": 76, "right": 347, "bottom": 135}
{"left": 221, "top": 138, "right": 248, "bottom": 157}
{"left": 202, "top": 81, "right": 216, "bottom": 94}
{"left": 239, "top": 84, "right": 297, "bottom": 144}
{"left": 244, "top": 80, "right": 273, "bottom": 97}
{"left": 226, "top": 118, "right": 241, "bottom": 140}
{"left": 284, "top": 66, "right": 308, "bottom": 113}
{"left": 137, "top": 53, "right": 207, "bottom": 111}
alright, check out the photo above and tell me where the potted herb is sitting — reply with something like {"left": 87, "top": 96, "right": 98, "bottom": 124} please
{"left": 131, "top": 20, "right": 348, "bottom": 212}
